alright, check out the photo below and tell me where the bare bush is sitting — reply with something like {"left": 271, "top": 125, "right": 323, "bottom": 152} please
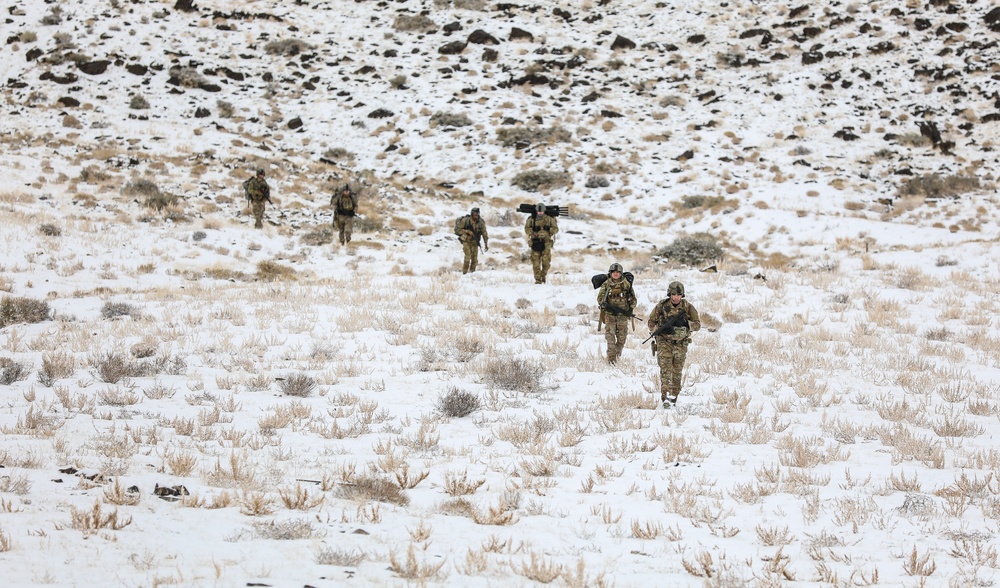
{"left": 482, "top": 355, "right": 545, "bottom": 393}
{"left": 897, "top": 173, "right": 982, "bottom": 199}
{"left": 336, "top": 476, "right": 410, "bottom": 506}
{"left": 279, "top": 373, "right": 317, "bottom": 397}
{"left": 436, "top": 387, "right": 481, "bottom": 417}
{"left": 263, "top": 39, "right": 313, "bottom": 56}
{"left": 393, "top": 14, "right": 437, "bottom": 32}
{"left": 256, "top": 260, "right": 296, "bottom": 282}
{"left": 510, "top": 169, "right": 572, "bottom": 192}
{"left": 101, "top": 301, "right": 142, "bottom": 320}
{"left": 0, "top": 358, "right": 30, "bottom": 385}
{"left": 657, "top": 234, "right": 723, "bottom": 266}
{"left": 496, "top": 126, "right": 572, "bottom": 147}
{"left": 430, "top": 112, "right": 472, "bottom": 128}
{"left": 316, "top": 546, "right": 366, "bottom": 566}
{"left": 0, "top": 296, "right": 51, "bottom": 327}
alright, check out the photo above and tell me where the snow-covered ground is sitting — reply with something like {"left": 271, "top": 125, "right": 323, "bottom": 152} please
{"left": 1, "top": 0, "right": 999, "bottom": 586}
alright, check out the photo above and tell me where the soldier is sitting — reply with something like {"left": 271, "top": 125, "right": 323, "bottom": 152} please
{"left": 524, "top": 202, "right": 558, "bottom": 284}
{"left": 454, "top": 207, "right": 489, "bottom": 274}
{"left": 597, "top": 263, "right": 637, "bottom": 364}
{"left": 242, "top": 168, "right": 272, "bottom": 229}
{"left": 331, "top": 184, "right": 359, "bottom": 246}
{"left": 647, "top": 281, "right": 701, "bottom": 408}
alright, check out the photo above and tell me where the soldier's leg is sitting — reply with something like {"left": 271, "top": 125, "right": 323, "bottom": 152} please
{"left": 604, "top": 320, "right": 617, "bottom": 363}
{"left": 610, "top": 316, "right": 627, "bottom": 363}
{"left": 530, "top": 250, "right": 543, "bottom": 283}
{"left": 252, "top": 202, "right": 265, "bottom": 228}
{"left": 462, "top": 242, "right": 473, "bottom": 274}
{"left": 469, "top": 244, "right": 478, "bottom": 272}
{"left": 669, "top": 343, "right": 688, "bottom": 401}
{"left": 657, "top": 343, "right": 673, "bottom": 403}
{"left": 344, "top": 217, "right": 354, "bottom": 244}
{"left": 333, "top": 216, "right": 343, "bottom": 244}
{"left": 540, "top": 247, "right": 551, "bottom": 282}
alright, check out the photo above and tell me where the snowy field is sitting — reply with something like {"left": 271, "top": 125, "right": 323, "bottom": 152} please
{"left": 1, "top": 0, "right": 999, "bottom": 586}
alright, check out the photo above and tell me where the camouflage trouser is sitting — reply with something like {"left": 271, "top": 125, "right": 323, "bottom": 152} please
{"left": 604, "top": 313, "right": 630, "bottom": 363}
{"left": 251, "top": 200, "right": 266, "bottom": 228}
{"left": 461, "top": 241, "right": 480, "bottom": 273}
{"left": 530, "top": 246, "right": 552, "bottom": 283}
{"left": 656, "top": 339, "right": 688, "bottom": 402}
{"left": 334, "top": 214, "right": 354, "bottom": 245}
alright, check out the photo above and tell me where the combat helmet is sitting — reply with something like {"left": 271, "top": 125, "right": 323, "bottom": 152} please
{"left": 608, "top": 263, "right": 624, "bottom": 274}
{"left": 668, "top": 281, "right": 685, "bottom": 297}
{"left": 256, "top": 168, "right": 266, "bottom": 176}
{"left": 471, "top": 207, "right": 480, "bottom": 215}
{"left": 535, "top": 202, "right": 546, "bottom": 213}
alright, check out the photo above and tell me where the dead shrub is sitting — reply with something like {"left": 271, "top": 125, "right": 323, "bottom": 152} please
{"left": 0, "top": 358, "right": 30, "bottom": 385}
{"left": 436, "top": 387, "right": 481, "bottom": 417}
{"left": 897, "top": 173, "right": 982, "bottom": 199}
{"left": 279, "top": 373, "right": 317, "bottom": 397}
{"left": 256, "top": 260, "right": 296, "bottom": 282}
{"left": 482, "top": 355, "right": 545, "bottom": 393}
{"left": 0, "top": 296, "right": 51, "bottom": 327}
{"left": 336, "top": 475, "right": 410, "bottom": 506}
{"left": 101, "top": 301, "right": 142, "bottom": 320}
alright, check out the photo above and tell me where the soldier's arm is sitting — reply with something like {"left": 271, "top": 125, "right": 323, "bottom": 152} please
{"left": 549, "top": 217, "right": 559, "bottom": 236}
{"left": 686, "top": 303, "right": 701, "bottom": 332}
{"left": 597, "top": 283, "right": 609, "bottom": 307}
{"left": 647, "top": 304, "right": 660, "bottom": 331}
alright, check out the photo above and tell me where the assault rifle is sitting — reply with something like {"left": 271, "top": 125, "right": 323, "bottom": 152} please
{"left": 641, "top": 311, "right": 688, "bottom": 345}
{"left": 517, "top": 203, "right": 569, "bottom": 217}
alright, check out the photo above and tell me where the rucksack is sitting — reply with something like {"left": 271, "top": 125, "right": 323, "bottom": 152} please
{"left": 591, "top": 272, "right": 634, "bottom": 290}
{"left": 337, "top": 189, "right": 355, "bottom": 212}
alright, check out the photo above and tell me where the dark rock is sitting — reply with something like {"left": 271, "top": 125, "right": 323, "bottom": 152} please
{"left": 675, "top": 150, "right": 694, "bottom": 161}
{"left": 985, "top": 7, "right": 1000, "bottom": 31}
{"left": 610, "top": 35, "right": 636, "bottom": 51}
{"left": 78, "top": 60, "right": 111, "bottom": 75}
{"left": 914, "top": 18, "right": 932, "bottom": 31}
{"left": 802, "top": 51, "right": 824, "bottom": 65}
{"left": 982, "top": 113, "right": 1000, "bottom": 123}
{"left": 198, "top": 82, "right": 221, "bottom": 92}
{"left": 468, "top": 29, "right": 498, "bottom": 45}
{"left": 219, "top": 67, "right": 244, "bottom": 81}
{"left": 439, "top": 41, "right": 467, "bottom": 55}
{"left": 918, "top": 120, "right": 941, "bottom": 144}
{"left": 582, "top": 91, "right": 600, "bottom": 103}
{"left": 834, "top": 128, "right": 859, "bottom": 141}
{"left": 57, "top": 96, "right": 80, "bottom": 107}
{"left": 510, "top": 27, "right": 533, "bottom": 42}
{"left": 553, "top": 7, "right": 572, "bottom": 22}
{"left": 600, "top": 109, "right": 623, "bottom": 118}
{"left": 125, "top": 64, "right": 148, "bottom": 76}
{"left": 26, "top": 47, "right": 43, "bottom": 61}
{"left": 687, "top": 34, "right": 706, "bottom": 44}
{"left": 789, "top": 5, "right": 809, "bottom": 18}
{"left": 288, "top": 116, "right": 303, "bottom": 129}
{"left": 194, "top": 107, "right": 210, "bottom": 118}
{"left": 483, "top": 48, "right": 498, "bottom": 62}
{"left": 443, "top": 21, "right": 462, "bottom": 33}
{"left": 368, "top": 108, "right": 394, "bottom": 119}
{"left": 174, "top": 0, "right": 197, "bottom": 12}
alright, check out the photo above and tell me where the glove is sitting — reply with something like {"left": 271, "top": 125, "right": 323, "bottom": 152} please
{"left": 484, "top": 244, "right": 489, "bottom": 251}
{"left": 599, "top": 303, "right": 607, "bottom": 311}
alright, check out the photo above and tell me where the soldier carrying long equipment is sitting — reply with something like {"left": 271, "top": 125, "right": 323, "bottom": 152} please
{"left": 641, "top": 310, "right": 689, "bottom": 346}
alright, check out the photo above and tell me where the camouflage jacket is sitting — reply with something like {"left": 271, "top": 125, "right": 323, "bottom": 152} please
{"left": 598, "top": 277, "right": 637, "bottom": 315}
{"left": 524, "top": 213, "right": 558, "bottom": 246}
{"left": 243, "top": 177, "right": 270, "bottom": 203}
{"left": 455, "top": 215, "right": 488, "bottom": 245}
{"left": 647, "top": 298, "right": 701, "bottom": 343}
{"left": 332, "top": 189, "right": 359, "bottom": 217}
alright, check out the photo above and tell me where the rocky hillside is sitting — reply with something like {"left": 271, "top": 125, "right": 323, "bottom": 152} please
{"left": 2, "top": 0, "right": 998, "bottom": 253}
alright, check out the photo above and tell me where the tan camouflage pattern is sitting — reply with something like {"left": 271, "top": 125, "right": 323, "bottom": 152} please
{"left": 598, "top": 275, "right": 637, "bottom": 363}
{"left": 334, "top": 214, "right": 354, "bottom": 245}
{"left": 243, "top": 176, "right": 270, "bottom": 229}
{"left": 524, "top": 213, "right": 558, "bottom": 283}
{"left": 455, "top": 214, "right": 488, "bottom": 273}
{"left": 647, "top": 297, "right": 701, "bottom": 401}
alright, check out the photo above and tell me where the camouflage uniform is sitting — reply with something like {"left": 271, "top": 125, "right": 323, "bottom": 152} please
{"left": 243, "top": 170, "right": 271, "bottom": 229}
{"left": 455, "top": 208, "right": 489, "bottom": 274}
{"left": 597, "top": 263, "right": 637, "bottom": 364}
{"left": 332, "top": 185, "right": 359, "bottom": 245}
{"left": 524, "top": 204, "right": 558, "bottom": 284}
{"left": 647, "top": 281, "right": 701, "bottom": 406}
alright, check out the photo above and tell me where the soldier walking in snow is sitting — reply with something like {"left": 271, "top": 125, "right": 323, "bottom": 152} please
{"left": 647, "top": 281, "right": 700, "bottom": 408}
{"left": 524, "top": 202, "right": 558, "bottom": 284}
{"left": 454, "top": 207, "right": 489, "bottom": 274}
{"left": 597, "top": 263, "right": 637, "bottom": 364}
{"left": 242, "top": 168, "right": 272, "bottom": 229}
{"left": 331, "top": 184, "right": 359, "bottom": 246}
